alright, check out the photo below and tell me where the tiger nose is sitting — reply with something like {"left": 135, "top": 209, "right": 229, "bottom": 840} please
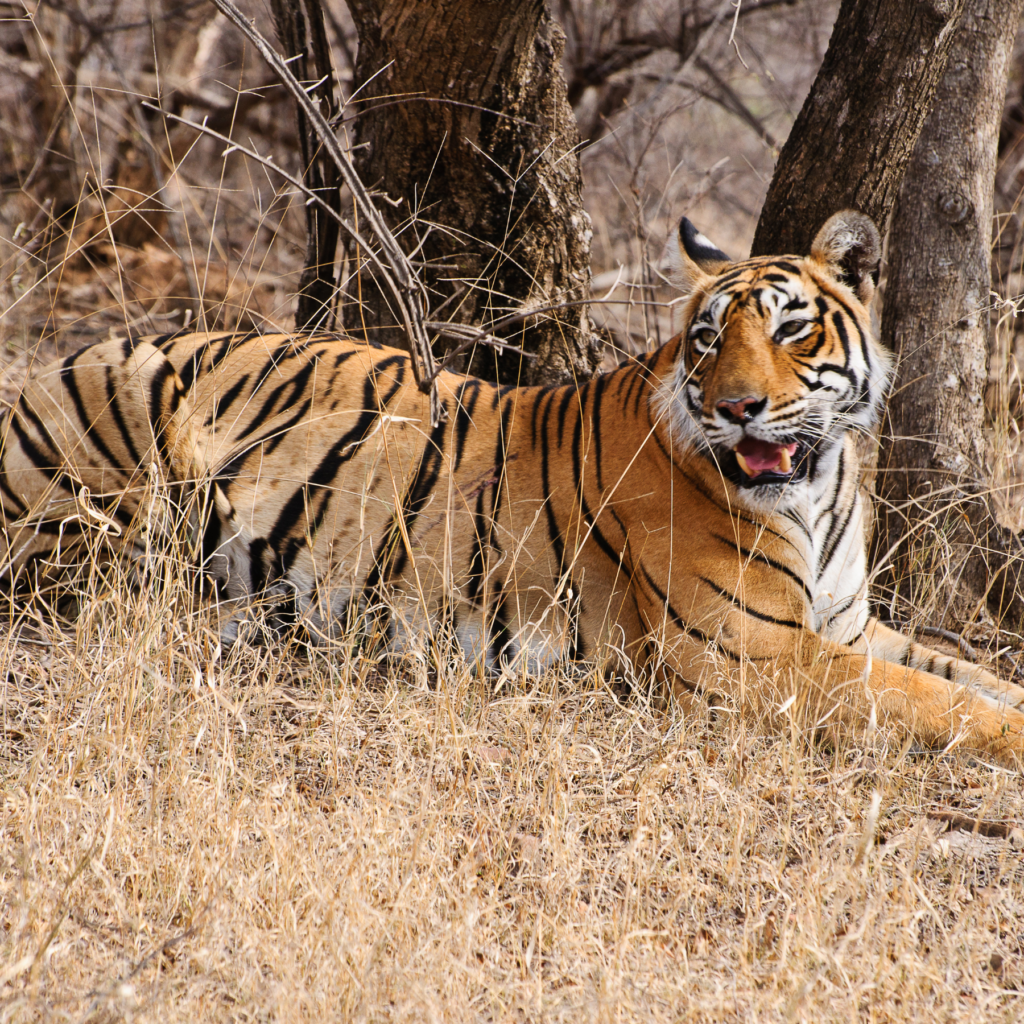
{"left": 716, "top": 396, "right": 766, "bottom": 423}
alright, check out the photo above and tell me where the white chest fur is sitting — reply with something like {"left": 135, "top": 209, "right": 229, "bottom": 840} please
{"left": 760, "top": 436, "right": 871, "bottom": 645}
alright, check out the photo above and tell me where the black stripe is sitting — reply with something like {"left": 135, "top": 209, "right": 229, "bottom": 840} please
{"left": 633, "top": 357, "right": 656, "bottom": 418}
{"left": 206, "top": 373, "right": 251, "bottom": 426}
{"left": 234, "top": 356, "right": 318, "bottom": 442}
{"left": 797, "top": 319, "right": 829, "bottom": 361}
{"left": 487, "top": 395, "right": 514, "bottom": 552}
{"left": 487, "top": 581, "right": 511, "bottom": 666}
{"left": 214, "top": 354, "right": 345, "bottom": 480}
{"left": 710, "top": 531, "right": 812, "bottom": 603}
{"left": 103, "top": 358, "right": 144, "bottom": 469}
{"left": 637, "top": 564, "right": 747, "bottom": 662}
{"left": 809, "top": 452, "right": 843, "bottom": 520}
{"left": 697, "top": 574, "right": 804, "bottom": 630}
{"left": 276, "top": 355, "right": 408, "bottom": 579}
{"left": 5, "top": 399, "right": 137, "bottom": 528}
{"left": 896, "top": 639, "right": 913, "bottom": 666}
{"left": 567, "top": 388, "right": 636, "bottom": 587}
{"left": 453, "top": 379, "right": 483, "bottom": 473}
{"left": 7, "top": 405, "right": 77, "bottom": 494}
{"left": 556, "top": 386, "right": 578, "bottom": 449}
{"left": 828, "top": 291, "right": 873, "bottom": 370}
{"left": 464, "top": 392, "right": 510, "bottom": 604}
{"left": 818, "top": 459, "right": 858, "bottom": 575}
{"left": 830, "top": 309, "right": 852, "bottom": 366}
{"left": 466, "top": 487, "right": 489, "bottom": 606}
{"left": 708, "top": 267, "right": 748, "bottom": 289}
{"left": 539, "top": 388, "right": 566, "bottom": 570}
{"left": 377, "top": 403, "right": 450, "bottom": 582}
{"left": 530, "top": 384, "right": 555, "bottom": 449}
{"left": 58, "top": 349, "right": 126, "bottom": 471}
{"left": 823, "top": 594, "right": 856, "bottom": 627}
{"left": 566, "top": 581, "right": 585, "bottom": 660}
{"left": 174, "top": 334, "right": 234, "bottom": 392}
{"left": 0, "top": 476, "right": 28, "bottom": 516}
{"left": 620, "top": 361, "right": 644, "bottom": 417}
{"left": 571, "top": 395, "right": 584, "bottom": 498}
{"left": 217, "top": 392, "right": 317, "bottom": 476}
{"left": 776, "top": 508, "right": 813, "bottom": 546}
{"left": 199, "top": 485, "right": 223, "bottom": 569}
{"left": 145, "top": 327, "right": 193, "bottom": 351}
{"left": 248, "top": 536, "right": 272, "bottom": 594}
{"left": 146, "top": 355, "right": 181, "bottom": 468}
{"left": 589, "top": 372, "right": 608, "bottom": 491}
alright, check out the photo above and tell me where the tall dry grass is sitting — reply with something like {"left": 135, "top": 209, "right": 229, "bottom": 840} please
{"left": 2, "top": 545, "right": 1024, "bottom": 1021}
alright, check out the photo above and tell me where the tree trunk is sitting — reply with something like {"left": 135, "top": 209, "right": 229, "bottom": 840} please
{"left": 875, "top": 0, "right": 1024, "bottom": 628}
{"left": 750, "top": 0, "right": 966, "bottom": 258}
{"left": 269, "top": 0, "right": 343, "bottom": 329}
{"left": 345, "top": 0, "right": 599, "bottom": 385}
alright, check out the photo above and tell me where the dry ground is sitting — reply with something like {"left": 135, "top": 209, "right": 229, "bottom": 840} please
{"left": 2, "top": 578, "right": 1024, "bottom": 1022}
{"left": 5, "top": 1, "right": 1024, "bottom": 1021}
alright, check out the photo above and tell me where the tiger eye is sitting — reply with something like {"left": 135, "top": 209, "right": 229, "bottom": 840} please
{"left": 774, "top": 320, "right": 808, "bottom": 342}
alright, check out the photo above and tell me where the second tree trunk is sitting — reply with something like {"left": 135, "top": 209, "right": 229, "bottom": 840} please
{"left": 875, "top": 0, "right": 1024, "bottom": 628}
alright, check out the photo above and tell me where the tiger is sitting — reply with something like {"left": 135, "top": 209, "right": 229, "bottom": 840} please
{"left": 2, "top": 209, "right": 1024, "bottom": 763}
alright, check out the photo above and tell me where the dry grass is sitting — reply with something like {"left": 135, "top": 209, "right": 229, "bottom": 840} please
{"left": 2, "top": 550, "right": 1024, "bottom": 1022}
{"left": 0, "top": 607, "right": 1021, "bottom": 1019}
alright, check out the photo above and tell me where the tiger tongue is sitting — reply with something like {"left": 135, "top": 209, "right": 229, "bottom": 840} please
{"left": 734, "top": 438, "right": 798, "bottom": 478}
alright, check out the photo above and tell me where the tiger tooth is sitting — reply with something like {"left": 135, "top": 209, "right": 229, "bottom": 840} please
{"left": 734, "top": 451, "right": 756, "bottom": 477}
{"left": 779, "top": 447, "right": 792, "bottom": 474}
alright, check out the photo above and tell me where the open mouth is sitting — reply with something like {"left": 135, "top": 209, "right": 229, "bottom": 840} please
{"left": 730, "top": 437, "right": 804, "bottom": 485}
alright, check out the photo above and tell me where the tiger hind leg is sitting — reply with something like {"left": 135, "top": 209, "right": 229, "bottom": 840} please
{"left": 0, "top": 339, "right": 207, "bottom": 590}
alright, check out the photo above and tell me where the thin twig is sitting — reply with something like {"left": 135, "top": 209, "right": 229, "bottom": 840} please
{"left": 881, "top": 620, "right": 980, "bottom": 662}
{"left": 927, "top": 809, "right": 1022, "bottom": 840}
{"left": 140, "top": 110, "right": 540, "bottom": 394}
{"left": 423, "top": 322, "right": 537, "bottom": 382}
{"left": 915, "top": 625, "right": 979, "bottom": 662}
{"left": 206, "top": 0, "right": 443, "bottom": 423}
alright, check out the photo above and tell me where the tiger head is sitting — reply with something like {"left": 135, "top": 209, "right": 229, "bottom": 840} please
{"left": 659, "top": 210, "right": 892, "bottom": 506}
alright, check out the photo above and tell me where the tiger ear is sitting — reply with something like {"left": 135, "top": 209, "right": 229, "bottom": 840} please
{"left": 809, "top": 210, "right": 881, "bottom": 305}
{"left": 663, "top": 217, "right": 732, "bottom": 294}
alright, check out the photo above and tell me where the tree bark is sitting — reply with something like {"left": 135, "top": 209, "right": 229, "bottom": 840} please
{"left": 269, "top": 0, "right": 343, "bottom": 329}
{"left": 345, "top": 0, "right": 599, "bottom": 385}
{"left": 750, "top": 0, "right": 966, "bottom": 258}
{"left": 875, "top": 0, "right": 1024, "bottom": 628}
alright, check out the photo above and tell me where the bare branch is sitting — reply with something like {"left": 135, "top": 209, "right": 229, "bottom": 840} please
{"left": 146, "top": 108, "right": 533, "bottom": 394}
{"left": 207, "top": 0, "right": 443, "bottom": 423}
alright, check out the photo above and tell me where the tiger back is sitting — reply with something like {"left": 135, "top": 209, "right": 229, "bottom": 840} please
{"left": 3, "top": 210, "right": 1024, "bottom": 763}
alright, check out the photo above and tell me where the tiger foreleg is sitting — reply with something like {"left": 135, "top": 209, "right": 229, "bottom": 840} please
{"left": 857, "top": 617, "right": 1024, "bottom": 712}
{"left": 654, "top": 628, "right": 1024, "bottom": 764}
{"left": 787, "top": 639, "right": 1024, "bottom": 765}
